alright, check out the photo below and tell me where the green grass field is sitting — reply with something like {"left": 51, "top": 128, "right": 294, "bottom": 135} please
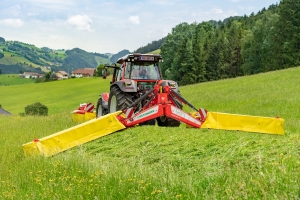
{"left": 0, "top": 68, "right": 299, "bottom": 199}
{"left": 0, "top": 74, "right": 35, "bottom": 86}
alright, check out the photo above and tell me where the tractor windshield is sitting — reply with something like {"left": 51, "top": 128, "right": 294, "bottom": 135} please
{"left": 130, "top": 62, "right": 161, "bottom": 80}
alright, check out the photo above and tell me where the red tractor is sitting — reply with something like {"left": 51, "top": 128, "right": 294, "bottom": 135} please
{"left": 96, "top": 53, "right": 207, "bottom": 127}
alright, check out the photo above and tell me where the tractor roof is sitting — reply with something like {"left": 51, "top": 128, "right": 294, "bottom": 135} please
{"left": 116, "top": 53, "right": 162, "bottom": 64}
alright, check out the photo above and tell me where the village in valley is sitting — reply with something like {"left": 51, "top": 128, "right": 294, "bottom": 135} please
{"left": 19, "top": 68, "right": 96, "bottom": 80}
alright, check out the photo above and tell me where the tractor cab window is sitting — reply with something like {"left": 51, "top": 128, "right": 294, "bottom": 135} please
{"left": 116, "top": 65, "right": 123, "bottom": 81}
{"left": 130, "top": 63, "right": 160, "bottom": 80}
{"left": 124, "top": 62, "right": 131, "bottom": 79}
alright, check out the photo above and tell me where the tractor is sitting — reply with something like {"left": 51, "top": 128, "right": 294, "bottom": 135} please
{"left": 96, "top": 53, "right": 194, "bottom": 127}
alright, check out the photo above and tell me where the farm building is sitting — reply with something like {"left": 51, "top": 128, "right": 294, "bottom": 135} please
{"left": 19, "top": 72, "right": 45, "bottom": 79}
{"left": 55, "top": 71, "right": 68, "bottom": 80}
{"left": 72, "top": 68, "right": 95, "bottom": 78}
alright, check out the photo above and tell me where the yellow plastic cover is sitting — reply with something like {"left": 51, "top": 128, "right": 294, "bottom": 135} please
{"left": 201, "top": 112, "right": 284, "bottom": 135}
{"left": 22, "top": 111, "right": 126, "bottom": 157}
{"left": 71, "top": 112, "right": 96, "bottom": 122}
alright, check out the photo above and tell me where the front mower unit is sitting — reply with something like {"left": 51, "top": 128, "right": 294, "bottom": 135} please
{"left": 116, "top": 81, "right": 207, "bottom": 128}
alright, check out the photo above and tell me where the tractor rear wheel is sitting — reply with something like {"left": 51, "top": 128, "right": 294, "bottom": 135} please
{"left": 157, "top": 115, "right": 180, "bottom": 127}
{"left": 108, "top": 86, "right": 156, "bottom": 126}
{"left": 108, "top": 86, "right": 133, "bottom": 113}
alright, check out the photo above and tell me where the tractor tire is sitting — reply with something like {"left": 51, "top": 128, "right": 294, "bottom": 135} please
{"left": 108, "top": 86, "right": 155, "bottom": 126}
{"left": 140, "top": 119, "right": 156, "bottom": 126}
{"left": 108, "top": 86, "right": 133, "bottom": 113}
{"left": 96, "top": 98, "right": 106, "bottom": 117}
{"left": 157, "top": 116, "right": 180, "bottom": 127}
{"left": 156, "top": 90, "right": 182, "bottom": 127}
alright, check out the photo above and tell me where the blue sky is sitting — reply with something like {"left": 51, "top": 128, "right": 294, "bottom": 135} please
{"left": 0, "top": 0, "right": 279, "bottom": 54}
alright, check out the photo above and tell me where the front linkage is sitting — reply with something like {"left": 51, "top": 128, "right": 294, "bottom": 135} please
{"left": 116, "top": 80, "right": 208, "bottom": 128}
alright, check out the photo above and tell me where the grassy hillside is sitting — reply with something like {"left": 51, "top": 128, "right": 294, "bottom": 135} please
{"left": 0, "top": 77, "right": 108, "bottom": 115}
{"left": 148, "top": 49, "right": 161, "bottom": 54}
{"left": 0, "top": 74, "right": 35, "bottom": 86}
{"left": 95, "top": 55, "right": 110, "bottom": 65}
{"left": 0, "top": 68, "right": 299, "bottom": 199}
{"left": 0, "top": 51, "right": 40, "bottom": 68}
{"left": 0, "top": 40, "right": 110, "bottom": 74}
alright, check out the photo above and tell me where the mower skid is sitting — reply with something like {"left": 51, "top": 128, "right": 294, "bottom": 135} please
{"left": 165, "top": 105, "right": 203, "bottom": 128}
{"left": 122, "top": 105, "right": 164, "bottom": 127}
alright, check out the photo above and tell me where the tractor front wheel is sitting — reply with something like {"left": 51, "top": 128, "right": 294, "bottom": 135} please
{"left": 96, "top": 98, "right": 104, "bottom": 117}
{"left": 96, "top": 98, "right": 108, "bottom": 117}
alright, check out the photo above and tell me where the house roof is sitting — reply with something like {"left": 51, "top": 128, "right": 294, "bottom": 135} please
{"left": 57, "top": 71, "right": 68, "bottom": 76}
{"left": 72, "top": 68, "right": 95, "bottom": 76}
{"left": 0, "top": 107, "right": 12, "bottom": 115}
{"left": 23, "top": 72, "right": 39, "bottom": 75}
{"left": 22, "top": 72, "right": 45, "bottom": 77}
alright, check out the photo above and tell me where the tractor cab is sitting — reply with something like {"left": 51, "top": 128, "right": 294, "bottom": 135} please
{"left": 112, "top": 54, "right": 163, "bottom": 83}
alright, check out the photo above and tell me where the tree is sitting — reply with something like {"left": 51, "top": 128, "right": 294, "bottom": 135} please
{"left": 0, "top": 52, "right": 3, "bottom": 59}
{"left": 192, "top": 23, "right": 210, "bottom": 83}
{"left": 95, "top": 64, "right": 105, "bottom": 77}
{"left": 0, "top": 68, "right": 2, "bottom": 74}
{"left": 0, "top": 37, "right": 5, "bottom": 43}
{"left": 226, "top": 21, "right": 243, "bottom": 77}
{"left": 45, "top": 71, "right": 51, "bottom": 81}
{"left": 273, "top": 0, "right": 300, "bottom": 68}
{"left": 160, "top": 22, "right": 194, "bottom": 80}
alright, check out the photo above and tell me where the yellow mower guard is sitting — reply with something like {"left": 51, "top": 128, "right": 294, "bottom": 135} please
{"left": 201, "top": 112, "right": 284, "bottom": 135}
{"left": 22, "top": 111, "right": 126, "bottom": 157}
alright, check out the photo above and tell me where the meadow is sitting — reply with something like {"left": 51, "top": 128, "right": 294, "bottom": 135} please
{"left": 0, "top": 67, "right": 299, "bottom": 199}
{"left": 0, "top": 74, "right": 35, "bottom": 86}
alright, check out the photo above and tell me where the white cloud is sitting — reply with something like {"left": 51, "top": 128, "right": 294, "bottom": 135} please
{"left": 128, "top": 15, "right": 140, "bottom": 25}
{"left": 230, "top": 0, "right": 241, "bottom": 2}
{"left": 1, "top": 5, "right": 22, "bottom": 16}
{"left": 238, "top": 6, "right": 255, "bottom": 11}
{"left": 0, "top": 18, "right": 24, "bottom": 27}
{"left": 213, "top": 8, "right": 223, "bottom": 14}
{"left": 27, "top": 12, "right": 39, "bottom": 16}
{"left": 67, "top": 15, "right": 93, "bottom": 32}
{"left": 148, "top": 0, "right": 175, "bottom": 6}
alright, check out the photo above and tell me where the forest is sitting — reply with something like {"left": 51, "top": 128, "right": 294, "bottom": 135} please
{"left": 160, "top": 0, "right": 300, "bottom": 85}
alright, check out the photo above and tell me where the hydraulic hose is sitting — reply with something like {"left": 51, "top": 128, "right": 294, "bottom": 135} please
{"left": 170, "top": 90, "right": 198, "bottom": 112}
{"left": 126, "top": 88, "right": 154, "bottom": 110}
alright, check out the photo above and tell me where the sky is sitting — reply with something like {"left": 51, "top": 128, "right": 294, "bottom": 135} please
{"left": 0, "top": 0, "right": 279, "bottom": 54}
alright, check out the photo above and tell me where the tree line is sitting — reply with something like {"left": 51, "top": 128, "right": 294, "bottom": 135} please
{"left": 133, "top": 37, "right": 166, "bottom": 54}
{"left": 160, "top": 0, "right": 300, "bottom": 85}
